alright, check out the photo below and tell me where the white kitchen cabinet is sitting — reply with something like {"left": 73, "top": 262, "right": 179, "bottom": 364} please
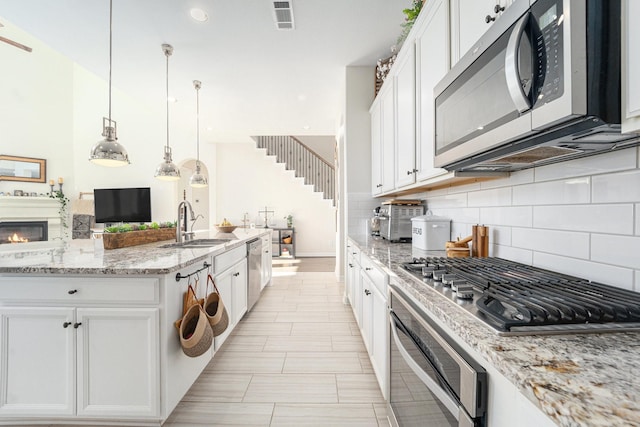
{"left": 394, "top": 44, "right": 417, "bottom": 188}
{"left": 0, "top": 307, "right": 75, "bottom": 416}
{"left": 213, "top": 248, "right": 248, "bottom": 349}
{"left": 622, "top": 0, "right": 640, "bottom": 133}
{"left": 346, "top": 242, "right": 361, "bottom": 309}
{"left": 76, "top": 308, "right": 159, "bottom": 417}
{"left": 450, "top": 0, "right": 511, "bottom": 66}
{"left": 0, "top": 306, "right": 159, "bottom": 419}
{"left": 415, "top": 0, "right": 450, "bottom": 181}
{"left": 371, "top": 83, "right": 396, "bottom": 196}
{"left": 358, "top": 252, "right": 389, "bottom": 399}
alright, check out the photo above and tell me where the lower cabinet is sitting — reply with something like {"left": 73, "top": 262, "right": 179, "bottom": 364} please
{"left": 261, "top": 233, "right": 272, "bottom": 289}
{"left": 0, "top": 306, "right": 159, "bottom": 418}
{"left": 214, "top": 257, "right": 248, "bottom": 349}
{"left": 346, "top": 241, "right": 389, "bottom": 400}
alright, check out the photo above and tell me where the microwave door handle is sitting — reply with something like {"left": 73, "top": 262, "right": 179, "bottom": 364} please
{"left": 505, "top": 13, "right": 531, "bottom": 113}
{"left": 390, "top": 316, "right": 461, "bottom": 420}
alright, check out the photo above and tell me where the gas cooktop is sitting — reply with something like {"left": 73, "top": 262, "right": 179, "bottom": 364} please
{"left": 402, "top": 257, "right": 640, "bottom": 336}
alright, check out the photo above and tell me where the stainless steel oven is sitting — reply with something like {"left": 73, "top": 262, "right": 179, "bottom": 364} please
{"left": 434, "top": 0, "right": 635, "bottom": 172}
{"left": 388, "top": 286, "right": 487, "bottom": 427}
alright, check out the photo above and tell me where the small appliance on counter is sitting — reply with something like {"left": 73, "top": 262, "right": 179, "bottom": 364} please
{"left": 410, "top": 212, "right": 450, "bottom": 250}
{"left": 379, "top": 200, "right": 423, "bottom": 242}
{"left": 370, "top": 207, "right": 381, "bottom": 236}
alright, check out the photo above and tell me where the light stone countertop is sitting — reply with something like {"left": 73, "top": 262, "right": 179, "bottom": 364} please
{"left": 0, "top": 229, "right": 270, "bottom": 275}
{"left": 349, "top": 234, "right": 640, "bottom": 427}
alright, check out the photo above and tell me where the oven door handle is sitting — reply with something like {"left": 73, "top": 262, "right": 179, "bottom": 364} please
{"left": 505, "top": 12, "right": 531, "bottom": 113}
{"left": 390, "top": 315, "right": 461, "bottom": 420}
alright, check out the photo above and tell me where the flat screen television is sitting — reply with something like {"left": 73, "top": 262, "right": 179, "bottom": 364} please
{"left": 94, "top": 187, "right": 152, "bottom": 224}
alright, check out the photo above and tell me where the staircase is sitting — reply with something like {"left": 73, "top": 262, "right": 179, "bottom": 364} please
{"left": 254, "top": 136, "right": 336, "bottom": 206}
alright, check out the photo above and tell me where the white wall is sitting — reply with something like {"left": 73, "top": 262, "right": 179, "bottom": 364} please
{"left": 0, "top": 17, "right": 215, "bottom": 227}
{"left": 215, "top": 142, "right": 336, "bottom": 257}
{"left": 410, "top": 147, "right": 640, "bottom": 292}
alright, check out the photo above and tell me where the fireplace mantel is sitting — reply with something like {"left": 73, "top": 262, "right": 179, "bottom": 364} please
{"left": 0, "top": 196, "right": 63, "bottom": 240}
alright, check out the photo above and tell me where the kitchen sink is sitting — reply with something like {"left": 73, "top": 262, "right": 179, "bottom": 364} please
{"left": 161, "top": 238, "right": 232, "bottom": 249}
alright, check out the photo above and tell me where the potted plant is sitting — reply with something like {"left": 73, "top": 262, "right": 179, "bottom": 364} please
{"left": 397, "top": 0, "right": 425, "bottom": 46}
{"left": 102, "top": 221, "right": 177, "bottom": 249}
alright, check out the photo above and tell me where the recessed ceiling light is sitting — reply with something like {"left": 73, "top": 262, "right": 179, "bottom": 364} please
{"left": 302, "top": 125, "right": 310, "bottom": 130}
{"left": 207, "top": 127, "right": 213, "bottom": 131}
{"left": 167, "top": 96, "right": 178, "bottom": 103}
{"left": 190, "top": 8, "right": 208, "bottom": 22}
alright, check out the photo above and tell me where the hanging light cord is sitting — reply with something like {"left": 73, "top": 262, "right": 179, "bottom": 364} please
{"left": 165, "top": 48, "right": 169, "bottom": 150}
{"left": 196, "top": 84, "right": 200, "bottom": 162}
{"left": 108, "top": 0, "right": 113, "bottom": 122}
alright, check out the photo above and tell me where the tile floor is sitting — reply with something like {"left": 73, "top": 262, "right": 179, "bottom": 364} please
{"left": 164, "top": 268, "right": 389, "bottom": 426}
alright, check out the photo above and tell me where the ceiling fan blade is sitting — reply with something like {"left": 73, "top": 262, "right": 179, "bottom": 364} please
{"left": 0, "top": 35, "right": 32, "bottom": 52}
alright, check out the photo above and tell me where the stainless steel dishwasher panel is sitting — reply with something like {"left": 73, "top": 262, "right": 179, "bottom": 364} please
{"left": 247, "top": 238, "right": 262, "bottom": 311}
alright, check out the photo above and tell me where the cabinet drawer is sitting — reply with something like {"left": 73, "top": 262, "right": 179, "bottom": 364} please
{"left": 0, "top": 276, "right": 159, "bottom": 305}
{"left": 360, "top": 255, "right": 388, "bottom": 295}
{"left": 346, "top": 241, "right": 361, "bottom": 265}
{"left": 261, "top": 234, "right": 271, "bottom": 247}
{"left": 214, "top": 245, "right": 246, "bottom": 273}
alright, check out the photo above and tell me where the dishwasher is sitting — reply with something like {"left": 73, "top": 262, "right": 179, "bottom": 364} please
{"left": 246, "top": 238, "right": 263, "bottom": 311}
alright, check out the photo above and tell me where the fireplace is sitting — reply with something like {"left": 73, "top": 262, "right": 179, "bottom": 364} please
{"left": 0, "top": 221, "right": 48, "bottom": 244}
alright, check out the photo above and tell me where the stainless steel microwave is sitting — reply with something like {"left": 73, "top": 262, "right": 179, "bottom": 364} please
{"left": 434, "top": 0, "right": 638, "bottom": 172}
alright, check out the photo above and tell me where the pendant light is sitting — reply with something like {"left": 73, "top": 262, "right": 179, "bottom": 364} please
{"left": 89, "top": 0, "right": 130, "bottom": 167}
{"left": 154, "top": 43, "right": 181, "bottom": 181}
{"left": 189, "top": 80, "right": 208, "bottom": 188}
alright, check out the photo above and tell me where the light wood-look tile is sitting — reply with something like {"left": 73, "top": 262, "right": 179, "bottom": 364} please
{"left": 274, "top": 311, "right": 330, "bottom": 323}
{"left": 215, "top": 334, "right": 268, "bottom": 352}
{"left": 336, "top": 374, "right": 386, "bottom": 404}
{"left": 165, "top": 401, "right": 274, "bottom": 426}
{"left": 282, "top": 352, "right": 364, "bottom": 374}
{"left": 233, "top": 322, "right": 293, "bottom": 336}
{"left": 263, "top": 335, "right": 333, "bottom": 352}
{"left": 331, "top": 335, "right": 368, "bottom": 352}
{"left": 181, "top": 372, "right": 252, "bottom": 402}
{"left": 295, "top": 302, "right": 349, "bottom": 312}
{"left": 208, "top": 351, "right": 286, "bottom": 373}
{"left": 243, "top": 374, "right": 338, "bottom": 403}
{"left": 290, "top": 322, "right": 355, "bottom": 336}
{"left": 242, "top": 310, "right": 279, "bottom": 323}
{"left": 270, "top": 403, "right": 380, "bottom": 426}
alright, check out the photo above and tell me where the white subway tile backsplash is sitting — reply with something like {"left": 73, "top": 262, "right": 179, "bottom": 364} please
{"left": 434, "top": 208, "right": 480, "bottom": 224}
{"left": 467, "top": 187, "right": 512, "bottom": 207}
{"left": 533, "top": 252, "right": 634, "bottom": 290}
{"left": 512, "top": 227, "right": 590, "bottom": 259}
{"left": 480, "top": 169, "right": 534, "bottom": 189}
{"left": 636, "top": 204, "right": 640, "bottom": 235}
{"left": 480, "top": 207, "right": 532, "bottom": 227}
{"left": 447, "top": 182, "right": 482, "bottom": 194}
{"left": 533, "top": 204, "right": 634, "bottom": 235}
{"left": 636, "top": 270, "right": 640, "bottom": 292}
{"left": 490, "top": 226, "right": 512, "bottom": 246}
{"left": 591, "top": 234, "right": 640, "bottom": 269}
{"left": 513, "top": 178, "right": 590, "bottom": 205}
{"left": 592, "top": 170, "right": 640, "bottom": 203}
{"left": 451, "top": 223, "right": 471, "bottom": 241}
{"left": 534, "top": 148, "right": 637, "bottom": 182}
{"left": 426, "top": 193, "right": 467, "bottom": 209}
{"left": 492, "top": 244, "right": 533, "bottom": 264}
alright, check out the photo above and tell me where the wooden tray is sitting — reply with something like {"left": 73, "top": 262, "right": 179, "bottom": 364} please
{"left": 102, "top": 228, "right": 176, "bottom": 249}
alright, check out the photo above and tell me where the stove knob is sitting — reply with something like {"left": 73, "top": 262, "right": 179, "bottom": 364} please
{"left": 451, "top": 281, "right": 468, "bottom": 292}
{"left": 432, "top": 270, "right": 447, "bottom": 281}
{"left": 422, "top": 266, "right": 435, "bottom": 277}
{"left": 456, "top": 285, "right": 474, "bottom": 300}
{"left": 442, "top": 274, "right": 457, "bottom": 286}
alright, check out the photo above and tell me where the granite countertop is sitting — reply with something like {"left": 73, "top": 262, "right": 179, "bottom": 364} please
{"left": 349, "top": 234, "right": 640, "bottom": 427}
{"left": 0, "top": 229, "right": 270, "bottom": 275}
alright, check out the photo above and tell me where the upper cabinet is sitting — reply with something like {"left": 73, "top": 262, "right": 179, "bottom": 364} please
{"left": 415, "top": 0, "right": 450, "bottom": 181}
{"left": 450, "top": 0, "right": 512, "bottom": 66}
{"left": 370, "top": 83, "right": 395, "bottom": 195}
{"left": 622, "top": 0, "right": 640, "bottom": 133}
{"left": 394, "top": 46, "right": 417, "bottom": 188}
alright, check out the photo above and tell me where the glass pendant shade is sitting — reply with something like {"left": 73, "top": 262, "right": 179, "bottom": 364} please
{"left": 89, "top": 122, "right": 129, "bottom": 167}
{"left": 189, "top": 161, "right": 208, "bottom": 187}
{"left": 90, "top": 0, "right": 129, "bottom": 167}
{"left": 155, "top": 146, "right": 180, "bottom": 181}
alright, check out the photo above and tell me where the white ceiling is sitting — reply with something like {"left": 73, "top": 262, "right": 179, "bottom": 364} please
{"left": 0, "top": 0, "right": 408, "bottom": 145}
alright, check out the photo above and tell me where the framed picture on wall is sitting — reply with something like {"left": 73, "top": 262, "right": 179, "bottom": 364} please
{"left": 0, "top": 155, "right": 46, "bottom": 183}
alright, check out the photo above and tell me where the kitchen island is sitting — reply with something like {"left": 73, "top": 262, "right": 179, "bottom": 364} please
{"left": 0, "top": 229, "right": 270, "bottom": 426}
{"left": 348, "top": 234, "right": 640, "bottom": 427}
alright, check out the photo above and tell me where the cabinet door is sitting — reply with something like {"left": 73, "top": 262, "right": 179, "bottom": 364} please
{"left": 352, "top": 264, "right": 363, "bottom": 327}
{"left": 371, "top": 284, "right": 388, "bottom": 399}
{"left": 214, "top": 267, "right": 234, "bottom": 349}
{"left": 360, "top": 273, "right": 374, "bottom": 354}
{"left": 371, "top": 101, "right": 383, "bottom": 195}
{"left": 0, "top": 307, "right": 75, "bottom": 416}
{"left": 394, "top": 45, "right": 417, "bottom": 188}
{"left": 450, "top": 0, "right": 502, "bottom": 66}
{"left": 416, "top": 0, "right": 450, "bottom": 181}
{"left": 261, "top": 242, "right": 272, "bottom": 289}
{"left": 232, "top": 259, "right": 248, "bottom": 325}
{"left": 380, "top": 84, "right": 396, "bottom": 193}
{"left": 622, "top": 0, "right": 640, "bottom": 133}
{"left": 76, "top": 308, "right": 159, "bottom": 418}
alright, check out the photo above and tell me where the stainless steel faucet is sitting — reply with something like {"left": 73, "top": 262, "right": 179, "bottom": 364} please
{"left": 177, "top": 200, "right": 196, "bottom": 243}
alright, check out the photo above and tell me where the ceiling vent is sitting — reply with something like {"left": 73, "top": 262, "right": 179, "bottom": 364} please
{"left": 272, "top": 1, "right": 295, "bottom": 30}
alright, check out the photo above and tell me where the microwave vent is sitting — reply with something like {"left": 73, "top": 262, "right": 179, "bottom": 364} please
{"left": 487, "top": 146, "right": 580, "bottom": 165}
{"left": 272, "top": 1, "right": 295, "bottom": 30}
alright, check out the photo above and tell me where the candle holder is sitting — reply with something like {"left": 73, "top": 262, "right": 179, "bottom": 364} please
{"left": 50, "top": 183, "right": 64, "bottom": 195}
